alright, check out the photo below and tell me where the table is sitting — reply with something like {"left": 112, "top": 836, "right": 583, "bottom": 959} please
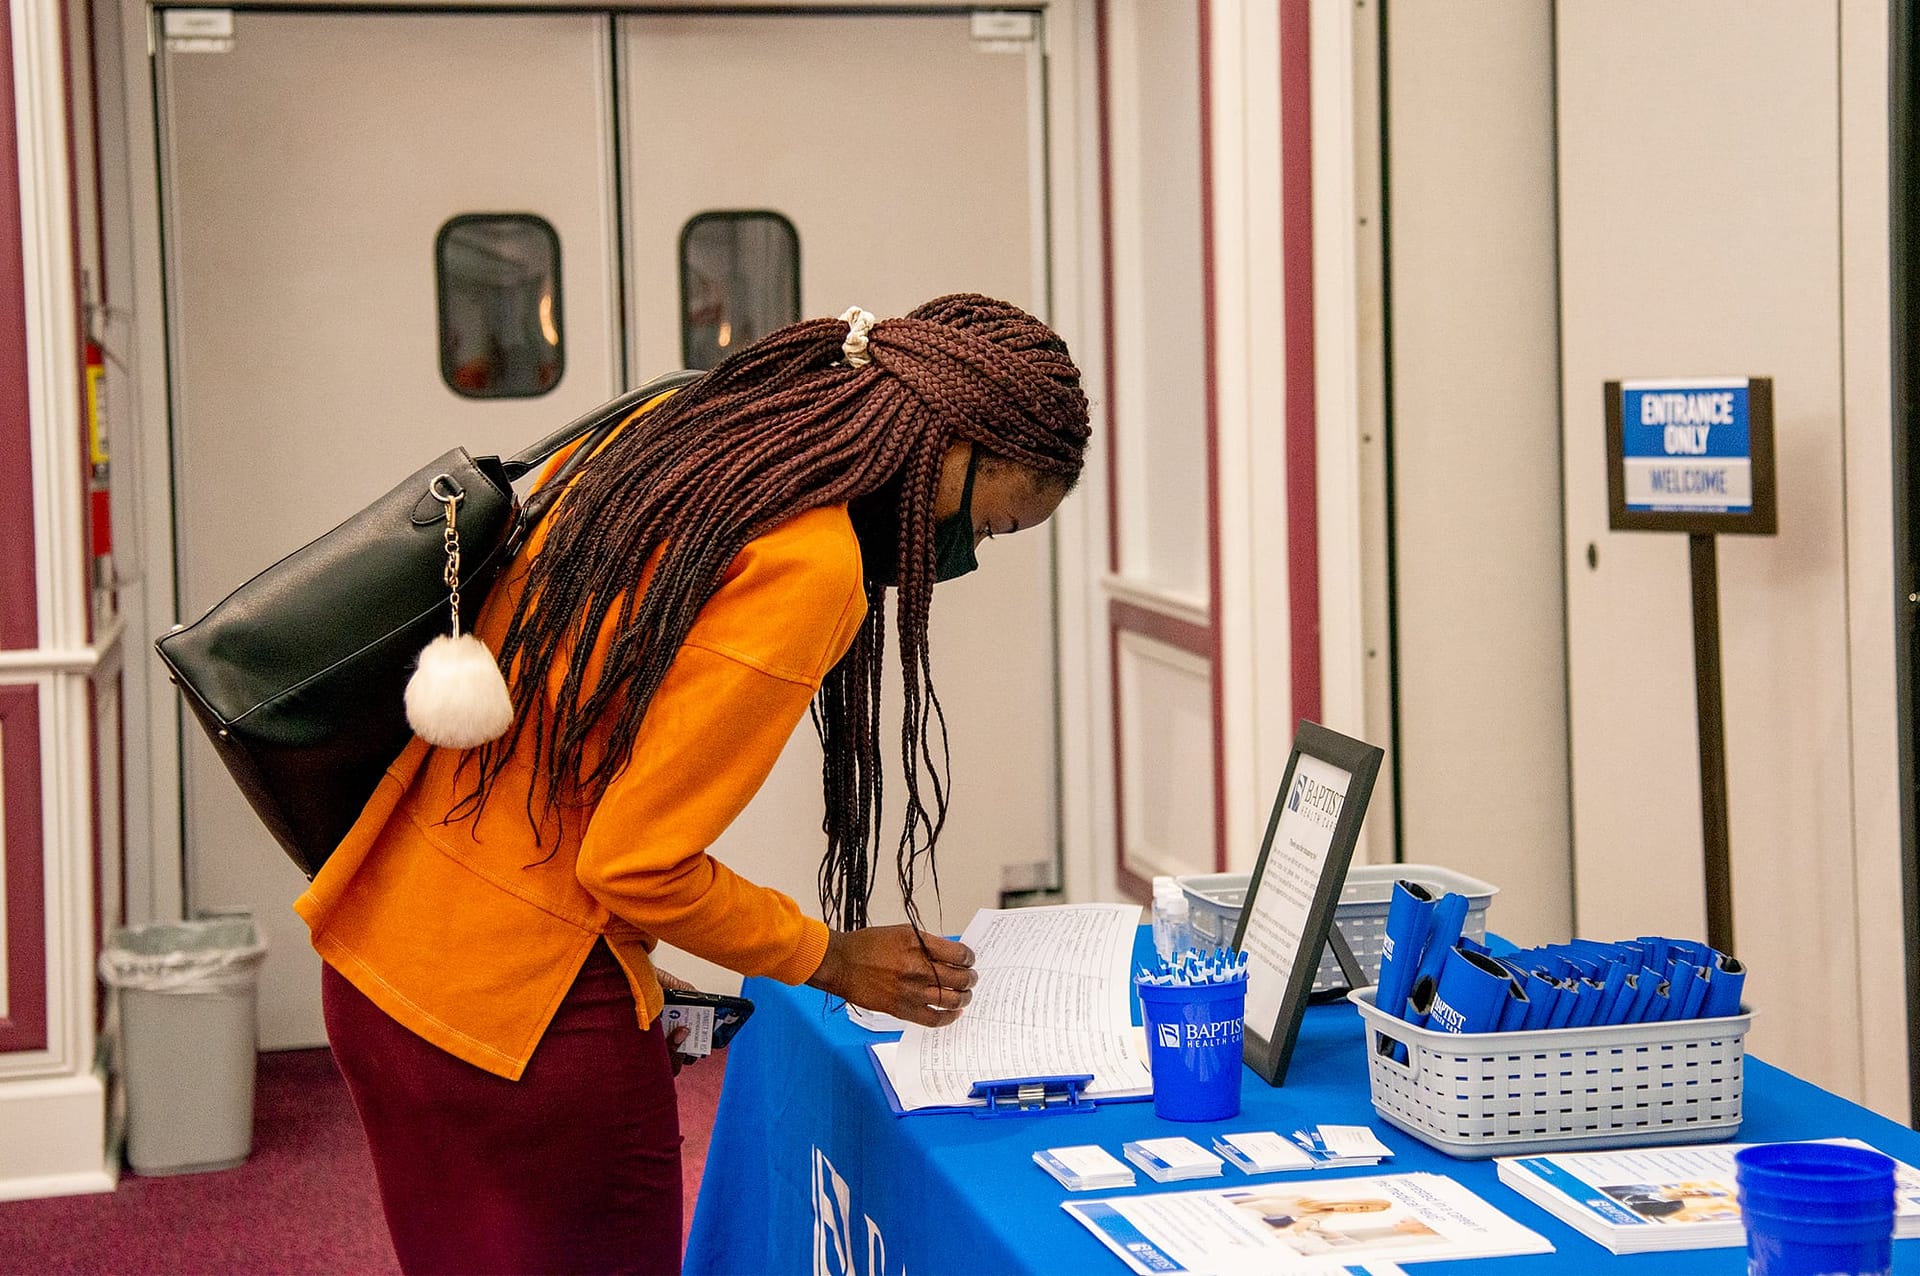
{"left": 684, "top": 930, "right": 1920, "bottom": 1274}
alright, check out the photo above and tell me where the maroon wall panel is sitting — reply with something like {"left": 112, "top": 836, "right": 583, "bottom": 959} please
{"left": 1280, "top": 0, "right": 1322, "bottom": 729}
{"left": 0, "top": 683, "right": 48, "bottom": 1052}
{"left": 0, "top": 0, "right": 41, "bottom": 652}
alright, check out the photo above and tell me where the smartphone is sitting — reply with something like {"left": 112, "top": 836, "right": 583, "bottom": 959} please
{"left": 660, "top": 988, "right": 755, "bottom": 1058}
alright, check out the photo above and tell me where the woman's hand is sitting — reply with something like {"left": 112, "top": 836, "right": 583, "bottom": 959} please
{"left": 806, "top": 925, "right": 977, "bottom": 1027}
{"left": 656, "top": 967, "right": 697, "bottom": 1074}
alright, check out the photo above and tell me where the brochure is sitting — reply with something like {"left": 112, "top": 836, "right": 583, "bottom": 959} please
{"left": 1063, "top": 1172, "right": 1552, "bottom": 1274}
{"left": 1495, "top": 1138, "right": 1920, "bottom": 1254}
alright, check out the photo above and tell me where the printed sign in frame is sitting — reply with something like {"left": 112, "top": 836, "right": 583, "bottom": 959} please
{"left": 1605, "top": 377, "right": 1777, "bottom": 535}
{"left": 1230, "top": 721, "right": 1384, "bottom": 1086}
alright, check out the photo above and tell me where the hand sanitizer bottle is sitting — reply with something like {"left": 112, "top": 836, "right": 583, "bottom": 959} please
{"left": 1152, "top": 877, "right": 1189, "bottom": 963}
{"left": 1165, "top": 889, "right": 1191, "bottom": 958}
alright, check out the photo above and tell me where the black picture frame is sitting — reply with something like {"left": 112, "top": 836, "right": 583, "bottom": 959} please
{"left": 1605, "top": 377, "right": 1778, "bottom": 535}
{"left": 1230, "top": 721, "right": 1384, "bottom": 1086}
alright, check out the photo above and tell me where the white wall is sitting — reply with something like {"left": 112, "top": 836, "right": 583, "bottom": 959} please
{"left": 1556, "top": 0, "right": 1906, "bottom": 1114}
{"left": 1110, "top": 3, "right": 1210, "bottom": 604}
{"left": 1333, "top": 0, "right": 1910, "bottom": 1114}
{"left": 1211, "top": 0, "right": 1297, "bottom": 873}
{"left": 1363, "top": 0, "right": 1909, "bottom": 1116}
{"left": 1382, "top": 0, "right": 1571, "bottom": 946}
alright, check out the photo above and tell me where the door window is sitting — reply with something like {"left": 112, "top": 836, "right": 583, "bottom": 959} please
{"left": 436, "top": 213, "right": 565, "bottom": 397}
{"left": 680, "top": 211, "right": 800, "bottom": 369}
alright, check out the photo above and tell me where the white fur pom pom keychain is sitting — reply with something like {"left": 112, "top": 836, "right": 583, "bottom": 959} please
{"left": 405, "top": 477, "right": 513, "bottom": 749}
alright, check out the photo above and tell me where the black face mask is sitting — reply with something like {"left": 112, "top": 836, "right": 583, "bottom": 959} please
{"left": 849, "top": 450, "right": 982, "bottom": 587}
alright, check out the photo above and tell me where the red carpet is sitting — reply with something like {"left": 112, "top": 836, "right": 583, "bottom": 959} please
{"left": 0, "top": 1045, "right": 726, "bottom": 1274}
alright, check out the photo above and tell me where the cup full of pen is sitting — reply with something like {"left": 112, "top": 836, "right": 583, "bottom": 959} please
{"left": 1135, "top": 949, "right": 1248, "bottom": 1122}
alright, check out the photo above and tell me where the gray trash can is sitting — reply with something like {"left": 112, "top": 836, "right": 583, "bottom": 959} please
{"left": 98, "top": 916, "right": 267, "bottom": 1175}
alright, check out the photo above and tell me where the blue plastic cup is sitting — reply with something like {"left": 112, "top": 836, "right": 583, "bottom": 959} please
{"left": 1136, "top": 978, "right": 1245, "bottom": 1122}
{"left": 1734, "top": 1142, "right": 1897, "bottom": 1276}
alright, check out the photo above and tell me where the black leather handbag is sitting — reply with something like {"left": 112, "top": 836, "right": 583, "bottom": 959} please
{"left": 155, "top": 369, "right": 702, "bottom": 880}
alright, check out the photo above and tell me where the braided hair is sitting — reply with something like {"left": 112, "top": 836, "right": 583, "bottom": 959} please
{"left": 469, "top": 294, "right": 1091, "bottom": 932}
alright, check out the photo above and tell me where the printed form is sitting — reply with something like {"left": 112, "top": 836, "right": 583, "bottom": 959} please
{"left": 879, "top": 903, "right": 1152, "bottom": 1110}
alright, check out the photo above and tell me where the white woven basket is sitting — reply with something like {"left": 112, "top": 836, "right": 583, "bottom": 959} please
{"left": 1179, "top": 864, "right": 1499, "bottom": 993}
{"left": 1348, "top": 987, "right": 1751, "bottom": 1158}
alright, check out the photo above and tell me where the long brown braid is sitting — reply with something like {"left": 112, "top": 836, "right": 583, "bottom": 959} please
{"left": 466, "top": 294, "right": 1090, "bottom": 933}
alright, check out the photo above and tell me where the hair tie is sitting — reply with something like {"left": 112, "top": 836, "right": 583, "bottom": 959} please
{"left": 838, "top": 306, "right": 877, "bottom": 368}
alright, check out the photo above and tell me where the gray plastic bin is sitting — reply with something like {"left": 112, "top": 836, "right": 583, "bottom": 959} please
{"left": 1178, "top": 864, "right": 1499, "bottom": 993}
{"left": 98, "top": 916, "right": 266, "bottom": 1175}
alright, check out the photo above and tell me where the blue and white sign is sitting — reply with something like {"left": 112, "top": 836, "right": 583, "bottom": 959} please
{"left": 1619, "top": 378, "right": 1753, "bottom": 514}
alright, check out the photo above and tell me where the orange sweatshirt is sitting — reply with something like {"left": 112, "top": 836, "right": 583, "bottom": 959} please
{"left": 295, "top": 416, "right": 868, "bottom": 1080}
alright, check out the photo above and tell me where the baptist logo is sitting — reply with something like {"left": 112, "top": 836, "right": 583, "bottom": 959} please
{"left": 1428, "top": 997, "right": 1468, "bottom": 1034}
{"left": 811, "top": 1146, "right": 902, "bottom": 1276}
{"left": 1287, "top": 773, "right": 1345, "bottom": 830}
{"left": 1182, "top": 1019, "right": 1244, "bottom": 1047}
{"left": 1126, "top": 1242, "right": 1181, "bottom": 1272}
{"left": 1156, "top": 1023, "right": 1182, "bottom": 1049}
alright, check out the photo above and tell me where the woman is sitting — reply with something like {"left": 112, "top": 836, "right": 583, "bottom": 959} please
{"left": 296, "top": 295, "right": 1090, "bottom": 1274}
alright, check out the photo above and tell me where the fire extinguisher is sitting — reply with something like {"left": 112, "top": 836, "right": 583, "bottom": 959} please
{"left": 84, "top": 337, "right": 112, "bottom": 591}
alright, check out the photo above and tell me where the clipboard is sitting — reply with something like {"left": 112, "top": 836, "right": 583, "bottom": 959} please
{"left": 864, "top": 1040, "right": 1154, "bottom": 1117}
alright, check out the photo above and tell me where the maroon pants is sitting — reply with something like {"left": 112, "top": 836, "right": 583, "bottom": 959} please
{"left": 323, "top": 943, "right": 683, "bottom": 1276}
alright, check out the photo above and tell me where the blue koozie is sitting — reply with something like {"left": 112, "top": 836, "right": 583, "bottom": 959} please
{"left": 1136, "top": 978, "right": 1246, "bottom": 1122}
{"left": 1403, "top": 893, "right": 1469, "bottom": 1022}
{"left": 1373, "top": 880, "right": 1437, "bottom": 1019}
{"left": 1734, "top": 1142, "right": 1897, "bottom": 1276}
{"left": 1425, "top": 946, "right": 1509, "bottom": 1034}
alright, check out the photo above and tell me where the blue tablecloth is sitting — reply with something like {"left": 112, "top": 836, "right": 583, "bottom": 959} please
{"left": 685, "top": 930, "right": 1920, "bottom": 1274}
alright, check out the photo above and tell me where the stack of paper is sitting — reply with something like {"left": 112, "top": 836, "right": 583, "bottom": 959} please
{"left": 1495, "top": 1138, "right": 1920, "bottom": 1255}
{"left": 1294, "top": 1124, "right": 1394, "bottom": 1167}
{"left": 1213, "top": 1130, "right": 1319, "bottom": 1174}
{"left": 1033, "top": 1145, "right": 1137, "bottom": 1192}
{"left": 1123, "top": 1137, "right": 1225, "bottom": 1183}
{"left": 870, "top": 904, "right": 1153, "bottom": 1113}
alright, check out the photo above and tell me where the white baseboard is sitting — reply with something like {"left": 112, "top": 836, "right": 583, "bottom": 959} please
{"left": 0, "top": 1167, "right": 117, "bottom": 1203}
{"left": 0, "top": 1071, "right": 115, "bottom": 1201}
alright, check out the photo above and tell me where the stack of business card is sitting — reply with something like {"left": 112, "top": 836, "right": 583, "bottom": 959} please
{"left": 1293, "top": 1123, "right": 1394, "bottom": 1167}
{"left": 1211, "top": 1130, "right": 1320, "bottom": 1175}
{"left": 1122, "top": 1137, "right": 1225, "bottom": 1183}
{"left": 1032, "top": 1144, "right": 1137, "bottom": 1192}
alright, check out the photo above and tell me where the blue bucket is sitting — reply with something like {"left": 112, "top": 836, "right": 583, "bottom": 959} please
{"left": 1734, "top": 1142, "right": 1897, "bottom": 1276}
{"left": 1136, "top": 978, "right": 1245, "bottom": 1122}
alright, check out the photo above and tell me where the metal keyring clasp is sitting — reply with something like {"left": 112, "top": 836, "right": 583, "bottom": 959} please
{"left": 429, "top": 474, "right": 465, "bottom": 505}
